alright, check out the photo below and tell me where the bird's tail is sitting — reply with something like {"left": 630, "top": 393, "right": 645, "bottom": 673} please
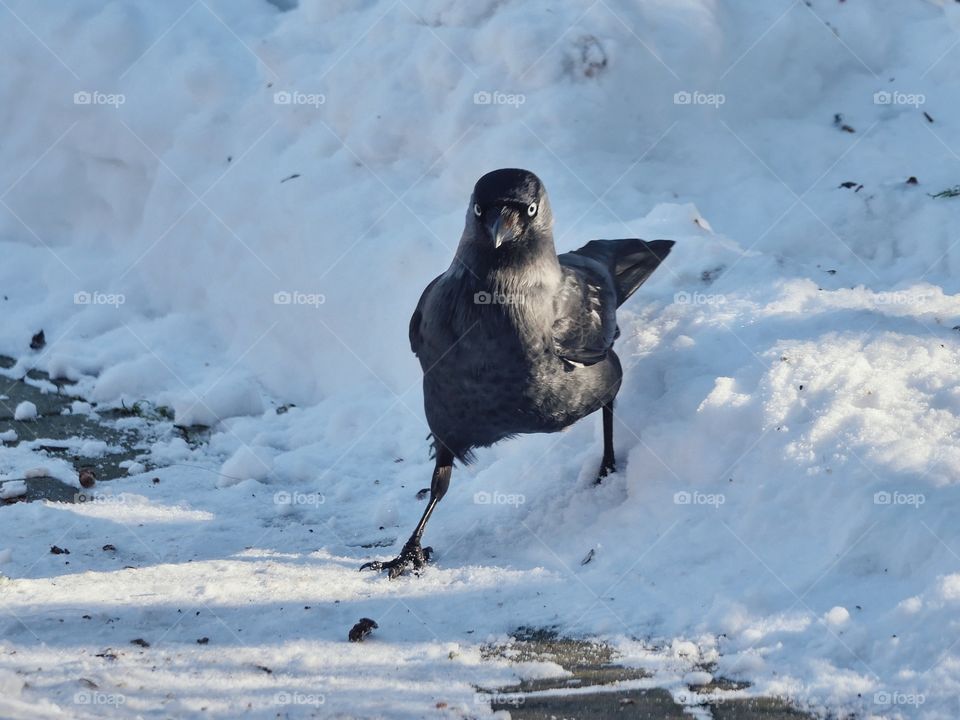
{"left": 568, "top": 238, "right": 674, "bottom": 307}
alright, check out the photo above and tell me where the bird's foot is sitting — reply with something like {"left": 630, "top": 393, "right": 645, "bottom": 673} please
{"left": 595, "top": 458, "right": 616, "bottom": 485}
{"left": 360, "top": 539, "right": 433, "bottom": 579}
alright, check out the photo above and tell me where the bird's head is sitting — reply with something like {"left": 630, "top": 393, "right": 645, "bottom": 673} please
{"left": 467, "top": 168, "right": 553, "bottom": 252}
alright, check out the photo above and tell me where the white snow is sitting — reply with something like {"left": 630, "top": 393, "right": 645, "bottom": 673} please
{"left": 12, "top": 402, "right": 37, "bottom": 422}
{"left": 70, "top": 401, "right": 94, "bottom": 416}
{"left": 119, "top": 460, "right": 147, "bottom": 476}
{"left": 824, "top": 606, "right": 851, "bottom": 628}
{"left": 78, "top": 440, "right": 109, "bottom": 458}
{"left": 172, "top": 378, "right": 265, "bottom": 428}
{"left": 1, "top": 0, "right": 960, "bottom": 718}
{"left": 0, "top": 481, "right": 27, "bottom": 500}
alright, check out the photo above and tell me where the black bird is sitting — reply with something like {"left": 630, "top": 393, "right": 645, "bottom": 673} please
{"left": 362, "top": 168, "right": 673, "bottom": 578}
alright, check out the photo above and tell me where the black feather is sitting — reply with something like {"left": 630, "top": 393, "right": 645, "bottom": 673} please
{"left": 562, "top": 239, "right": 675, "bottom": 307}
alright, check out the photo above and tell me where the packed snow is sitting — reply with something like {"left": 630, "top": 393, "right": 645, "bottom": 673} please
{"left": 2, "top": 0, "right": 960, "bottom": 718}
{"left": 12, "top": 401, "right": 37, "bottom": 422}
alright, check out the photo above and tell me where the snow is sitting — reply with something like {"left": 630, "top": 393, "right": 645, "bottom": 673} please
{"left": 218, "top": 444, "right": 276, "bottom": 487}
{"left": 0, "top": 481, "right": 27, "bottom": 500}
{"left": 2, "top": 0, "right": 960, "bottom": 717}
{"left": 12, "top": 401, "right": 37, "bottom": 421}
{"left": 824, "top": 606, "right": 851, "bottom": 628}
{"left": 70, "top": 401, "right": 94, "bottom": 416}
{"left": 119, "top": 460, "right": 147, "bottom": 476}
{"left": 171, "top": 377, "right": 265, "bottom": 428}
{"left": 78, "top": 440, "right": 110, "bottom": 458}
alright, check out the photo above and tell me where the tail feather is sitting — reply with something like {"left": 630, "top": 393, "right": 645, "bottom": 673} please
{"left": 565, "top": 239, "right": 674, "bottom": 306}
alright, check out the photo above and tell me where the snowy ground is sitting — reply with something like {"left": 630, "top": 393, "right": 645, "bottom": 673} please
{"left": 3, "top": 0, "right": 960, "bottom": 717}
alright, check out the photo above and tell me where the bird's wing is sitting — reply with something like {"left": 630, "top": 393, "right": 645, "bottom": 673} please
{"left": 551, "top": 259, "right": 619, "bottom": 366}
{"left": 563, "top": 239, "right": 674, "bottom": 307}
{"left": 409, "top": 275, "right": 443, "bottom": 356}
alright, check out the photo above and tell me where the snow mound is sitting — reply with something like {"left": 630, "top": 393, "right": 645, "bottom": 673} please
{"left": 13, "top": 402, "right": 37, "bottom": 421}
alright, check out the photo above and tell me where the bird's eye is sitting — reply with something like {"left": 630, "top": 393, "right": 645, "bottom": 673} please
{"left": 527, "top": 202, "right": 538, "bottom": 217}
{"left": 473, "top": 203, "right": 482, "bottom": 217}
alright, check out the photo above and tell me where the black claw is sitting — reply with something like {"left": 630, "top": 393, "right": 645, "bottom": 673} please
{"left": 360, "top": 539, "right": 432, "bottom": 579}
{"left": 595, "top": 460, "right": 616, "bottom": 484}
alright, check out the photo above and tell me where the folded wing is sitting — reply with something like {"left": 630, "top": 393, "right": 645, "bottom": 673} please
{"left": 553, "top": 239, "right": 673, "bottom": 365}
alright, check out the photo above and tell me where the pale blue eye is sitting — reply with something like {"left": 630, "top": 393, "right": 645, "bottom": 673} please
{"left": 527, "top": 202, "right": 537, "bottom": 217}
{"left": 473, "top": 203, "right": 482, "bottom": 217}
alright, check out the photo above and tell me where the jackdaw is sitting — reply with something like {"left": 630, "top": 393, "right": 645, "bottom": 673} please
{"left": 362, "top": 168, "right": 673, "bottom": 578}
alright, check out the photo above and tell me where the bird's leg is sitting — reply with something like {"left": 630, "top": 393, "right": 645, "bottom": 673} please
{"left": 361, "top": 447, "right": 454, "bottom": 579}
{"left": 596, "top": 400, "right": 616, "bottom": 484}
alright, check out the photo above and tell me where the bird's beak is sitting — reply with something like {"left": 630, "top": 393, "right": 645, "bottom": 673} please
{"left": 485, "top": 206, "right": 521, "bottom": 248}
